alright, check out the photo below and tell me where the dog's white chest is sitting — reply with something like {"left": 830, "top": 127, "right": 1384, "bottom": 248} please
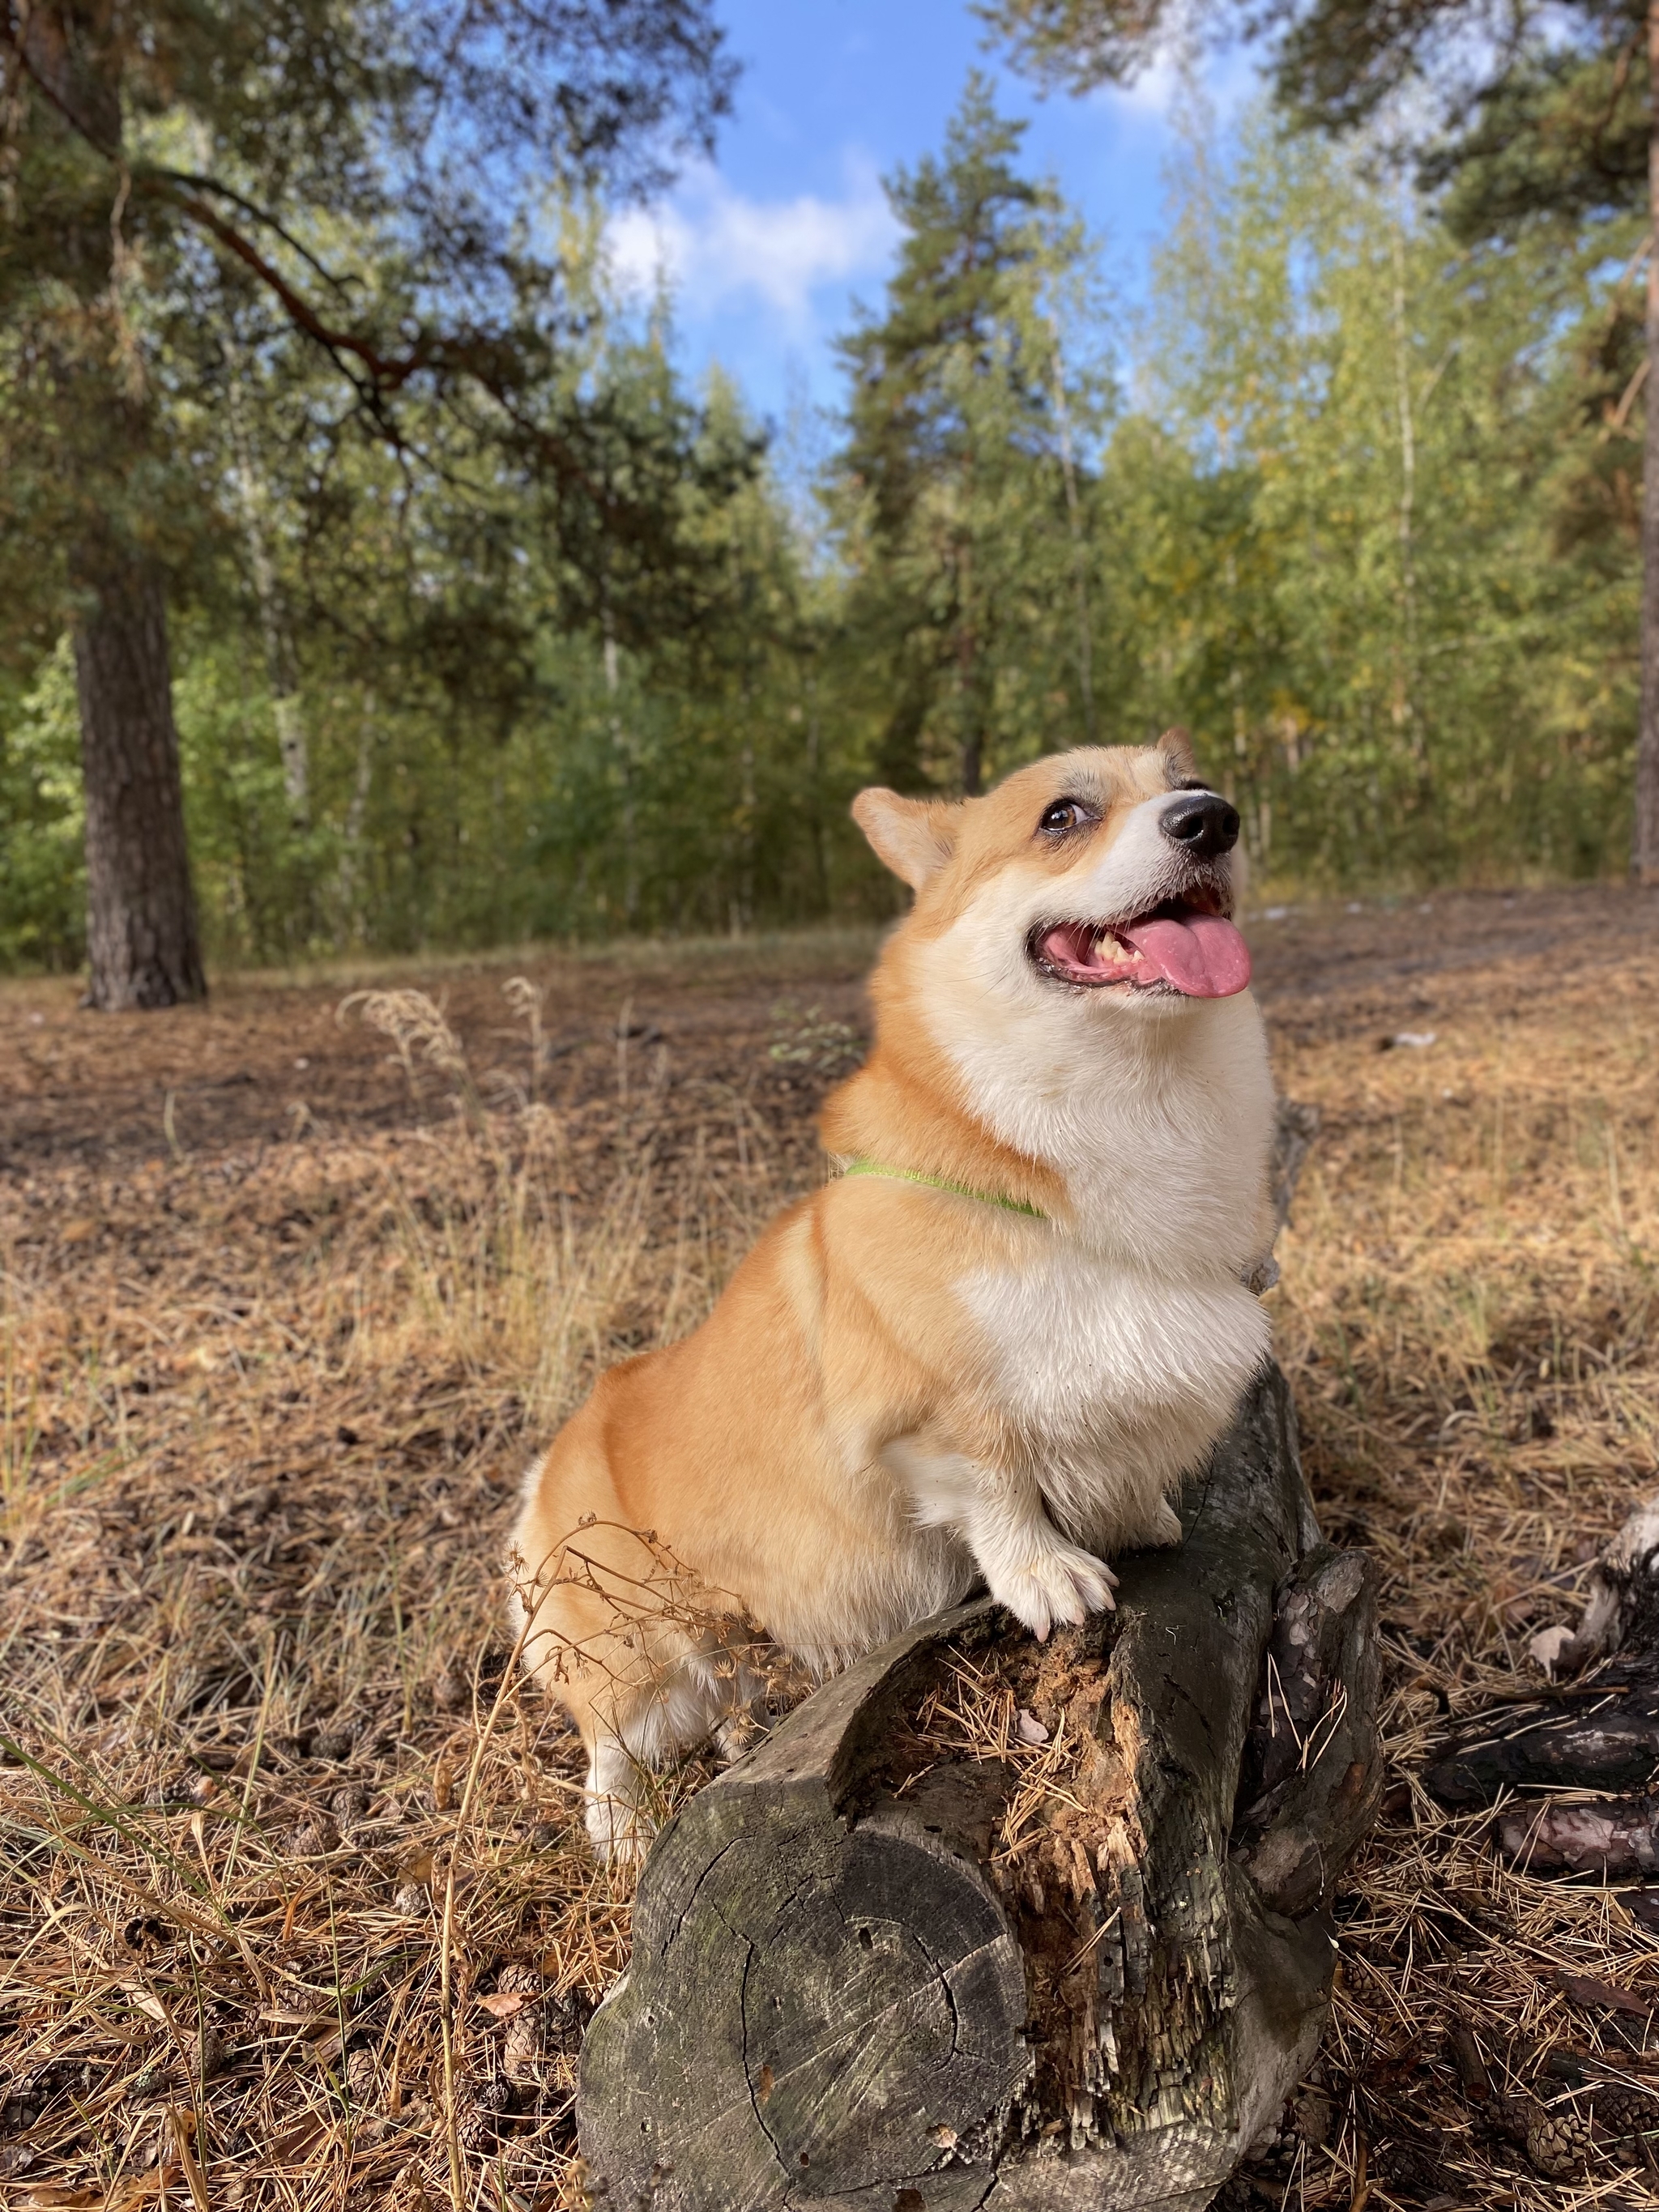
{"left": 959, "top": 1242, "right": 1270, "bottom": 1481}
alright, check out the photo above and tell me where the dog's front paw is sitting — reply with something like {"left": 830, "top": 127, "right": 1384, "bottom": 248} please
{"left": 990, "top": 1541, "right": 1116, "bottom": 1642}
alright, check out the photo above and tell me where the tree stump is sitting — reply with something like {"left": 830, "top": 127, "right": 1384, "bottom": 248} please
{"left": 578, "top": 1363, "right": 1381, "bottom": 2210}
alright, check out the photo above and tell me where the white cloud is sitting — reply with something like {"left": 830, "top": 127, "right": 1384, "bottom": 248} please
{"left": 1085, "top": 38, "right": 1262, "bottom": 121}
{"left": 1092, "top": 50, "right": 1183, "bottom": 115}
{"left": 607, "top": 156, "right": 901, "bottom": 331}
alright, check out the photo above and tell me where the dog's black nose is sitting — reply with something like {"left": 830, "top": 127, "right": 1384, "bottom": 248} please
{"left": 1160, "top": 792, "right": 1239, "bottom": 858}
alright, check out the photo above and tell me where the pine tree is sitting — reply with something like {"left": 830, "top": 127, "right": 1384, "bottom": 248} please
{"left": 830, "top": 75, "right": 1111, "bottom": 795}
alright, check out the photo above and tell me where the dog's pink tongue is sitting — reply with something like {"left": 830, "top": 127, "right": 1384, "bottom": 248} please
{"left": 1120, "top": 914, "right": 1252, "bottom": 998}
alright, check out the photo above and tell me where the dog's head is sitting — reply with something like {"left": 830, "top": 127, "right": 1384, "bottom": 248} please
{"left": 854, "top": 735, "right": 1251, "bottom": 1017}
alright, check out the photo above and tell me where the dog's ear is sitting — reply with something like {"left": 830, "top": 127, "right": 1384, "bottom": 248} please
{"left": 851, "top": 788, "right": 959, "bottom": 890}
{"left": 1158, "top": 727, "right": 1199, "bottom": 780}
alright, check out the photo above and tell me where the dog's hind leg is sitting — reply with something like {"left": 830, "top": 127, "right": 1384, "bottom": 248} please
{"left": 583, "top": 1730, "right": 652, "bottom": 1865}
{"left": 508, "top": 1415, "right": 757, "bottom": 1861}
{"left": 580, "top": 1639, "right": 740, "bottom": 1864}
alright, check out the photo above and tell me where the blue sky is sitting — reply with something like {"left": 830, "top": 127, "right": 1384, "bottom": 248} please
{"left": 608, "top": 0, "right": 1262, "bottom": 432}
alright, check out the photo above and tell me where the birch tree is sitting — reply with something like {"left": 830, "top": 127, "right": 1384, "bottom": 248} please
{"left": 984, "top": 0, "right": 1659, "bottom": 881}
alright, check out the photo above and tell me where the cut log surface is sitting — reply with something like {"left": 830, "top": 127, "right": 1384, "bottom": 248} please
{"left": 578, "top": 1366, "right": 1381, "bottom": 2211}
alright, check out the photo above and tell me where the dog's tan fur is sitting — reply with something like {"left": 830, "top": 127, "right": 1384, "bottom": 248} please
{"left": 510, "top": 739, "right": 1276, "bottom": 1858}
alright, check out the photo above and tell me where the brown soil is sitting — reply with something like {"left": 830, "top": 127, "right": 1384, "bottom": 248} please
{"left": 0, "top": 931, "right": 881, "bottom": 1176}
{"left": 2, "top": 884, "right": 1644, "bottom": 1171}
{"left": 2, "top": 881, "right": 1657, "bottom": 2211}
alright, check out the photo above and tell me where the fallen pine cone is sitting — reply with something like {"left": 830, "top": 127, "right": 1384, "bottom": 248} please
{"left": 1471, "top": 2088, "right": 1589, "bottom": 2180}
{"left": 455, "top": 2074, "right": 514, "bottom": 2154}
{"left": 1374, "top": 2134, "right": 1455, "bottom": 2193}
{"left": 432, "top": 1669, "right": 467, "bottom": 1712}
{"left": 288, "top": 1812, "right": 340, "bottom": 1858}
{"left": 1512, "top": 2096, "right": 1590, "bottom": 2181}
{"left": 1589, "top": 2081, "right": 1659, "bottom": 2161}
{"left": 194, "top": 2026, "right": 228, "bottom": 2083}
{"left": 545, "top": 1987, "right": 593, "bottom": 2052}
{"left": 1446, "top": 2023, "right": 1590, "bottom": 2180}
{"left": 495, "top": 1964, "right": 544, "bottom": 2081}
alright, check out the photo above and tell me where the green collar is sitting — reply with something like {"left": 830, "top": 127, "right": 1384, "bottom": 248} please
{"left": 839, "top": 1157, "right": 1047, "bottom": 1220}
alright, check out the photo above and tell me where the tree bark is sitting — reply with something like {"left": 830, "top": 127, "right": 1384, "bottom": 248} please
{"left": 22, "top": 4, "right": 207, "bottom": 1008}
{"left": 578, "top": 1364, "right": 1381, "bottom": 2212}
{"left": 1424, "top": 1664, "right": 1659, "bottom": 1809}
{"left": 1425, "top": 1494, "right": 1659, "bottom": 1875}
{"left": 74, "top": 539, "right": 207, "bottom": 1010}
{"left": 1638, "top": 0, "right": 1659, "bottom": 884}
{"left": 1050, "top": 339, "right": 1096, "bottom": 746}
{"left": 601, "top": 598, "right": 641, "bottom": 931}
{"left": 956, "top": 529, "right": 983, "bottom": 797}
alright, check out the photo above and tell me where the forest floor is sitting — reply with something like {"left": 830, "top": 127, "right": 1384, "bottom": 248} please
{"left": 2, "top": 881, "right": 1657, "bottom": 2212}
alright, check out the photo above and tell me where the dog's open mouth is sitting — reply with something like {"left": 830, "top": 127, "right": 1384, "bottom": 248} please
{"left": 1030, "top": 895, "right": 1252, "bottom": 999}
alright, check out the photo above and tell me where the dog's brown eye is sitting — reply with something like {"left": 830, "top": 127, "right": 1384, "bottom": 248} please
{"left": 1038, "top": 799, "right": 1089, "bottom": 834}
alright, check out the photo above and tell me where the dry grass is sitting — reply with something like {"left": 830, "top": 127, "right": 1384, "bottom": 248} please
{"left": 0, "top": 979, "right": 794, "bottom": 2210}
{"left": 1264, "top": 945, "right": 1659, "bottom": 2210}
{"left": 2, "top": 897, "right": 1657, "bottom": 2209}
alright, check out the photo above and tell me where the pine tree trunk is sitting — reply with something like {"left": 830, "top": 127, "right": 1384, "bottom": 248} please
{"left": 1638, "top": 0, "right": 1659, "bottom": 884}
{"left": 1051, "top": 346, "right": 1097, "bottom": 744}
{"left": 23, "top": 5, "right": 207, "bottom": 1005}
{"left": 74, "top": 540, "right": 207, "bottom": 1009}
{"left": 957, "top": 538, "right": 983, "bottom": 797}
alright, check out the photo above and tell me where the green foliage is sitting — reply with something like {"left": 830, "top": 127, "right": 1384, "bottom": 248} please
{"left": 93, "top": 279, "right": 866, "bottom": 962}
{"left": 974, "top": 0, "right": 1166, "bottom": 96}
{"left": 979, "top": 0, "right": 1652, "bottom": 298}
{"left": 1426, "top": 32, "right": 1648, "bottom": 242}
{"left": 821, "top": 86, "right": 1636, "bottom": 887}
{"left": 0, "top": 49, "right": 1647, "bottom": 970}
{"left": 0, "top": 642, "right": 85, "bottom": 970}
{"left": 829, "top": 77, "right": 1114, "bottom": 793}
{"left": 0, "top": 2, "right": 738, "bottom": 646}
{"left": 1094, "top": 117, "right": 1638, "bottom": 885}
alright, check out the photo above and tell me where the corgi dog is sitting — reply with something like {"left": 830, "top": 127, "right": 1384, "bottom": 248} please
{"left": 509, "top": 735, "right": 1276, "bottom": 1860}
